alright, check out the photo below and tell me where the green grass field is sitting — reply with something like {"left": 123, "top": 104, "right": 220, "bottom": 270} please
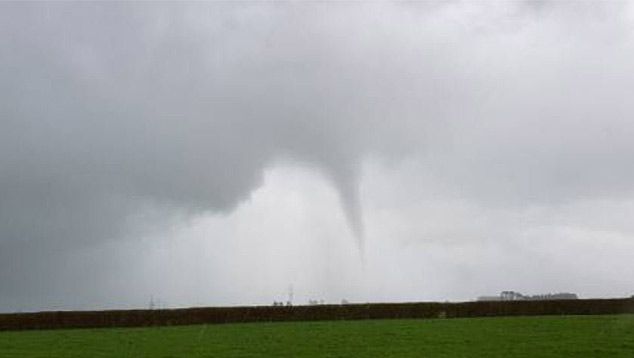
{"left": 0, "top": 315, "right": 633, "bottom": 357}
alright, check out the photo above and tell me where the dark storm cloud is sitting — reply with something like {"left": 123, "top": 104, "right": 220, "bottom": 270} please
{"left": 1, "top": 1, "right": 634, "bottom": 311}
{"left": 0, "top": 2, "right": 395, "bottom": 306}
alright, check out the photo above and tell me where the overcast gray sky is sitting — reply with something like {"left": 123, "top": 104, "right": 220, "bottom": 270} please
{"left": 1, "top": 1, "right": 634, "bottom": 313}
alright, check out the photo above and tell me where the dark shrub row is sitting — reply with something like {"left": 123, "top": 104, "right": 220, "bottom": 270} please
{"left": 1, "top": 298, "right": 633, "bottom": 331}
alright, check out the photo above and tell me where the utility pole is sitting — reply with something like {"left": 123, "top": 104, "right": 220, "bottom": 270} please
{"left": 287, "top": 285, "right": 294, "bottom": 306}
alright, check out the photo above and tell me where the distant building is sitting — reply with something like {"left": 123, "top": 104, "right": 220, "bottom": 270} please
{"left": 527, "top": 293, "right": 578, "bottom": 301}
{"left": 478, "top": 291, "right": 578, "bottom": 302}
{"left": 477, "top": 291, "right": 524, "bottom": 301}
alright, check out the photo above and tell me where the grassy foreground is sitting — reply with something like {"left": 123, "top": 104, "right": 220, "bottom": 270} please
{"left": 0, "top": 315, "right": 633, "bottom": 358}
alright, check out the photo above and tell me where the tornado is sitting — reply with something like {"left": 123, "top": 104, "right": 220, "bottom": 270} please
{"left": 323, "top": 164, "right": 365, "bottom": 255}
